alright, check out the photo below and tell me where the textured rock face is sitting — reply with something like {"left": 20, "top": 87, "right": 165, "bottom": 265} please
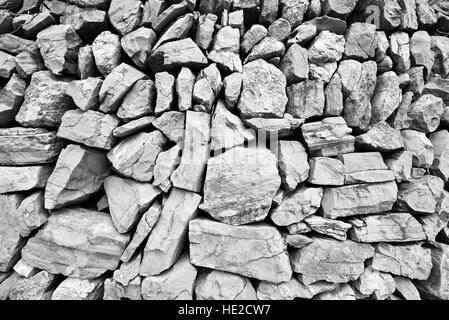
{"left": 237, "top": 59, "right": 287, "bottom": 118}
{"left": 322, "top": 182, "right": 398, "bottom": 219}
{"left": 140, "top": 188, "right": 201, "bottom": 276}
{"left": 0, "top": 128, "right": 63, "bottom": 165}
{"left": 371, "top": 243, "right": 432, "bottom": 280}
{"left": 189, "top": 218, "right": 292, "bottom": 284}
{"left": 290, "top": 237, "right": 374, "bottom": 284}
{"left": 44, "top": 144, "right": 109, "bottom": 209}
{"left": 1, "top": 0, "right": 449, "bottom": 302}
{"left": 21, "top": 207, "right": 130, "bottom": 278}
{"left": 57, "top": 109, "right": 119, "bottom": 150}
{"left": 349, "top": 213, "right": 427, "bottom": 243}
{"left": 15, "top": 71, "right": 74, "bottom": 128}
{"left": 104, "top": 176, "right": 161, "bottom": 234}
{"left": 195, "top": 270, "right": 257, "bottom": 300}
{"left": 36, "top": 25, "right": 83, "bottom": 75}
{"left": 52, "top": 278, "right": 103, "bottom": 300}
{"left": 107, "top": 130, "right": 168, "bottom": 182}
{"left": 141, "top": 253, "right": 197, "bottom": 300}
{"left": 201, "top": 146, "right": 281, "bottom": 226}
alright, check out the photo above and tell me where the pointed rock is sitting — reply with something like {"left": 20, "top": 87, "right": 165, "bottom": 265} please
{"left": 140, "top": 188, "right": 201, "bottom": 276}
{"left": 45, "top": 144, "right": 110, "bottom": 210}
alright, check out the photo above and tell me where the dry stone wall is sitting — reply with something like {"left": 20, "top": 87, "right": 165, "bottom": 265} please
{"left": 0, "top": 0, "right": 448, "bottom": 300}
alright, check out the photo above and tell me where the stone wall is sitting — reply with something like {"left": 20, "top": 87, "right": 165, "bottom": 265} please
{"left": 0, "top": 0, "right": 449, "bottom": 300}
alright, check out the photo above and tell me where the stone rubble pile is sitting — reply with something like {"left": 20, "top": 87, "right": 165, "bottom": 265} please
{"left": 0, "top": 0, "right": 449, "bottom": 300}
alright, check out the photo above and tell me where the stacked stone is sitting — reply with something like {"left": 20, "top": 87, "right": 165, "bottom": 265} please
{"left": 0, "top": 0, "right": 448, "bottom": 301}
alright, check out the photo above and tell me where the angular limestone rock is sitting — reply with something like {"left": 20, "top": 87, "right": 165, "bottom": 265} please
{"left": 195, "top": 13, "right": 218, "bottom": 51}
{"left": 237, "top": 59, "right": 287, "bottom": 118}
{"left": 65, "top": 77, "right": 103, "bottom": 111}
{"left": 152, "top": 144, "right": 181, "bottom": 193}
{"left": 418, "top": 243, "right": 449, "bottom": 299}
{"left": 139, "top": 188, "right": 201, "bottom": 276}
{"left": 36, "top": 24, "right": 83, "bottom": 75}
{"left": 189, "top": 218, "right": 292, "bottom": 284}
{"left": 113, "top": 117, "right": 155, "bottom": 138}
{"left": 408, "top": 94, "right": 444, "bottom": 133}
{"left": 104, "top": 175, "right": 161, "bottom": 233}
{"left": 324, "top": 73, "right": 344, "bottom": 116}
{"left": 120, "top": 201, "right": 162, "bottom": 263}
{"left": 349, "top": 213, "right": 427, "bottom": 243}
{"left": 9, "top": 271, "right": 58, "bottom": 300}
{"left": 0, "top": 194, "right": 25, "bottom": 272}
{"left": 371, "top": 71, "right": 402, "bottom": 124}
{"left": 344, "top": 22, "right": 377, "bottom": 61}
{"left": 195, "top": 269, "right": 256, "bottom": 300}
{"left": 280, "top": 0, "right": 309, "bottom": 28}
{"left": 107, "top": 131, "right": 168, "bottom": 182}
{"left": 14, "top": 50, "right": 45, "bottom": 79}
{"left": 371, "top": 243, "right": 432, "bottom": 280}
{"left": 52, "top": 277, "right": 103, "bottom": 300}
{"left": 21, "top": 207, "right": 130, "bottom": 279}
{"left": 108, "top": 0, "right": 142, "bottom": 36}
{"left": 270, "top": 186, "right": 323, "bottom": 227}
{"left": 277, "top": 140, "right": 309, "bottom": 191}
{"left": 201, "top": 146, "right": 281, "bottom": 226}
{"left": 45, "top": 144, "right": 110, "bottom": 210}
{"left": 339, "top": 152, "right": 395, "bottom": 185}
{"left": 149, "top": 38, "right": 208, "bottom": 73}
{"left": 410, "top": 30, "right": 434, "bottom": 77}
{"left": 245, "top": 37, "right": 285, "bottom": 63}
{"left": 337, "top": 59, "right": 377, "bottom": 132}
{"left": 141, "top": 253, "right": 197, "bottom": 300}
{"left": 57, "top": 109, "right": 119, "bottom": 150}
{"left": 308, "top": 157, "right": 345, "bottom": 186}
{"left": 354, "top": 266, "right": 396, "bottom": 300}
{"left": 155, "top": 72, "right": 175, "bottom": 116}
{"left": 244, "top": 115, "right": 304, "bottom": 138}
{"left": 279, "top": 44, "right": 309, "bottom": 85}
{"left": 171, "top": 111, "right": 211, "bottom": 193}
{"left": 430, "top": 130, "right": 449, "bottom": 181}
{"left": 77, "top": 45, "right": 97, "bottom": 80}
{"left": 304, "top": 216, "right": 351, "bottom": 241}
{"left": 321, "top": 181, "right": 398, "bottom": 219}
{"left": 117, "top": 79, "right": 156, "bottom": 121}
{"left": 390, "top": 31, "right": 411, "bottom": 73}
{"left": 113, "top": 252, "right": 141, "bottom": 286}
{"left": 121, "top": 27, "right": 157, "bottom": 70}
{"left": 301, "top": 117, "right": 355, "bottom": 157}
{"left": 15, "top": 71, "right": 74, "bottom": 128}
{"left": 14, "top": 191, "right": 48, "bottom": 238}
{"left": 210, "top": 100, "right": 255, "bottom": 151}
{"left": 13, "top": 259, "right": 37, "bottom": 278}
{"left": 396, "top": 175, "right": 444, "bottom": 214}
{"left": 151, "top": 1, "right": 187, "bottom": 33}
{"left": 0, "top": 74, "right": 26, "bottom": 127}
{"left": 176, "top": 67, "right": 195, "bottom": 111}
{"left": 92, "top": 31, "right": 121, "bottom": 77}
{"left": 103, "top": 277, "right": 141, "bottom": 300}
{"left": 99, "top": 63, "right": 147, "bottom": 114}
{"left": 0, "top": 128, "right": 63, "bottom": 165}
{"left": 355, "top": 122, "right": 404, "bottom": 152}
{"left": 402, "top": 129, "right": 434, "bottom": 168}
{"left": 290, "top": 237, "right": 374, "bottom": 284}
{"left": 284, "top": 233, "right": 313, "bottom": 248}
{"left": 222, "top": 73, "right": 242, "bottom": 111}
{"left": 286, "top": 80, "right": 325, "bottom": 119}
{"left": 0, "top": 165, "right": 53, "bottom": 194}
{"left": 384, "top": 151, "right": 413, "bottom": 182}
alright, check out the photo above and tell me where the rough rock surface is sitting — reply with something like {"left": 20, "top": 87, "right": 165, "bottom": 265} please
{"left": 21, "top": 207, "right": 130, "bottom": 278}
{"left": 1, "top": 0, "right": 448, "bottom": 302}
{"left": 189, "top": 218, "right": 292, "bottom": 284}
{"left": 201, "top": 146, "right": 281, "bottom": 226}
